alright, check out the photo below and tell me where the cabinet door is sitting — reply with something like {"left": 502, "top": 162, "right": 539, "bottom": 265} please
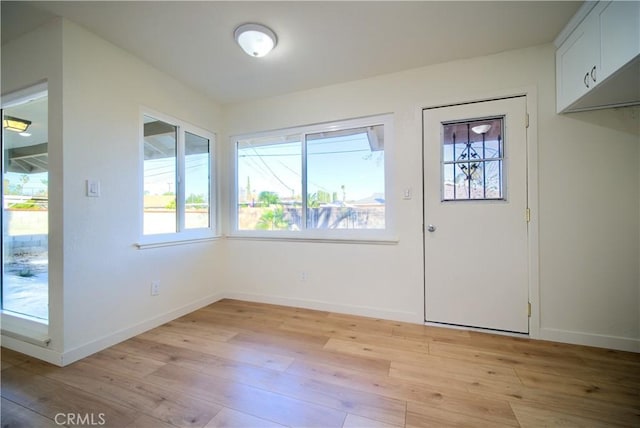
{"left": 556, "top": 12, "right": 600, "bottom": 112}
{"left": 599, "top": 0, "right": 640, "bottom": 79}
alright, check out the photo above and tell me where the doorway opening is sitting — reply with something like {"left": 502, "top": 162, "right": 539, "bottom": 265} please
{"left": 2, "top": 85, "right": 49, "bottom": 322}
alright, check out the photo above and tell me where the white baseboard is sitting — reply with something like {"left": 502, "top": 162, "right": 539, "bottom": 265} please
{"left": 7, "top": 291, "right": 637, "bottom": 367}
{"left": 539, "top": 327, "right": 640, "bottom": 353}
{"left": 59, "top": 292, "right": 225, "bottom": 366}
{"left": 224, "top": 291, "right": 421, "bottom": 324}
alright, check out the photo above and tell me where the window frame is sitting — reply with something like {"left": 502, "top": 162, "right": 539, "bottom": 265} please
{"left": 440, "top": 116, "right": 505, "bottom": 202}
{"left": 230, "top": 114, "right": 395, "bottom": 242}
{"left": 138, "top": 108, "right": 217, "bottom": 247}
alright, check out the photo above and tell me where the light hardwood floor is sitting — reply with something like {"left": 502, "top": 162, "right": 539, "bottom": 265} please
{"left": 2, "top": 299, "right": 639, "bottom": 427}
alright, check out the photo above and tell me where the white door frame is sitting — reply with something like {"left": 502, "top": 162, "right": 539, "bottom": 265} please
{"left": 419, "top": 88, "right": 540, "bottom": 339}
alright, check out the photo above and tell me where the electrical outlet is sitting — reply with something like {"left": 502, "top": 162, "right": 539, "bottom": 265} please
{"left": 300, "top": 271, "right": 307, "bottom": 282}
{"left": 151, "top": 280, "right": 160, "bottom": 296}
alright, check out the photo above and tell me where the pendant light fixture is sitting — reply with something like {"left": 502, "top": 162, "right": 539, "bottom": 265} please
{"left": 3, "top": 115, "right": 32, "bottom": 133}
{"left": 234, "top": 23, "right": 277, "bottom": 58}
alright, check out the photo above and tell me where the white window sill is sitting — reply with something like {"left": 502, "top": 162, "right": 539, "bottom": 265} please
{"left": 136, "top": 235, "right": 222, "bottom": 249}
{"left": 227, "top": 234, "right": 399, "bottom": 245}
{"left": 1, "top": 311, "right": 50, "bottom": 347}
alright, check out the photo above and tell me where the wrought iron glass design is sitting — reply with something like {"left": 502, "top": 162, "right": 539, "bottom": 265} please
{"left": 442, "top": 117, "right": 504, "bottom": 200}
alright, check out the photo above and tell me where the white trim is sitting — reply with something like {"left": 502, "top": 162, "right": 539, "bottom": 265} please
{"left": 524, "top": 87, "right": 541, "bottom": 341}
{"left": 540, "top": 327, "right": 640, "bottom": 353}
{"left": 230, "top": 113, "right": 394, "bottom": 142}
{"left": 1, "top": 311, "right": 48, "bottom": 333}
{"left": 1, "top": 335, "right": 62, "bottom": 366}
{"left": 59, "top": 292, "right": 225, "bottom": 367}
{"left": 226, "top": 235, "right": 398, "bottom": 245}
{"left": 229, "top": 229, "right": 396, "bottom": 242}
{"left": 1, "top": 330, "right": 50, "bottom": 347}
{"left": 5, "top": 294, "right": 636, "bottom": 368}
{"left": 419, "top": 86, "right": 541, "bottom": 340}
{"left": 1, "top": 311, "right": 50, "bottom": 347}
{"left": 224, "top": 291, "right": 421, "bottom": 324}
{"left": 2, "top": 83, "right": 52, "bottom": 348}
{"left": 229, "top": 113, "right": 396, "bottom": 241}
{"left": 177, "top": 123, "right": 187, "bottom": 231}
{"left": 139, "top": 106, "right": 217, "bottom": 242}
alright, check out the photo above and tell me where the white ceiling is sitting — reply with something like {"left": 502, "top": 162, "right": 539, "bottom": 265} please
{"left": 2, "top": 1, "right": 582, "bottom": 104}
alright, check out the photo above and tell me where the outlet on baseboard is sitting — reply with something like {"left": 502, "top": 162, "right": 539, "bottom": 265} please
{"left": 151, "top": 280, "right": 160, "bottom": 296}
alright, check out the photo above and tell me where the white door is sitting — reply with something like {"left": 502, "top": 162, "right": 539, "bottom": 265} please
{"left": 423, "top": 97, "right": 529, "bottom": 334}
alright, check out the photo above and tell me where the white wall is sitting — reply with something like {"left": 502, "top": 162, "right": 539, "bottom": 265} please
{"left": 223, "top": 44, "right": 640, "bottom": 352}
{"left": 2, "top": 19, "right": 227, "bottom": 365}
{"left": 1, "top": 19, "right": 65, "bottom": 362}
{"left": 538, "top": 107, "right": 640, "bottom": 349}
{"left": 59, "top": 21, "right": 226, "bottom": 363}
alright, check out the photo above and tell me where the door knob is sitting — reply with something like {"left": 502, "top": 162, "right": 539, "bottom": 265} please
{"left": 427, "top": 224, "right": 436, "bottom": 232}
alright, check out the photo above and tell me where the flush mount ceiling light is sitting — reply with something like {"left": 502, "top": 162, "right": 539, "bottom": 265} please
{"left": 234, "top": 23, "right": 277, "bottom": 58}
{"left": 471, "top": 124, "right": 492, "bottom": 134}
{"left": 3, "top": 115, "right": 32, "bottom": 133}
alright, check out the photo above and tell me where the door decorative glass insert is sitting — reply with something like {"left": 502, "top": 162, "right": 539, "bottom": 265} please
{"left": 442, "top": 117, "right": 504, "bottom": 201}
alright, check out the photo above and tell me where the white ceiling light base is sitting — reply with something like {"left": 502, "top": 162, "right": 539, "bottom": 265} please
{"left": 234, "top": 23, "right": 277, "bottom": 58}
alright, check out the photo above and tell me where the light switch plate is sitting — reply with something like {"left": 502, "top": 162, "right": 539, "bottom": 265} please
{"left": 86, "top": 179, "right": 101, "bottom": 197}
{"left": 403, "top": 187, "right": 412, "bottom": 200}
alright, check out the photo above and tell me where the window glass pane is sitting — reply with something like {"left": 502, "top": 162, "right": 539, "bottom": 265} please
{"left": 306, "top": 125, "right": 385, "bottom": 229}
{"left": 443, "top": 139, "right": 454, "bottom": 163}
{"left": 484, "top": 160, "right": 502, "bottom": 198}
{"left": 2, "top": 94, "right": 49, "bottom": 320}
{"left": 443, "top": 163, "right": 455, "bottom": 200}
{"left": 184, "top": 132, "right": 210, "bottom": 230}
{"left": 237, "top": 135, "right": 302, "bottom": 230}
{"left": 485, "top": 139, "right": 501, "bottom": 159}
{"left": 442, "top": 118, "right": 503, "bottom": 201}
{"left": 143, "top": 116, "right": 177, "bottom": 234}
{"left": 454, "top": 162, "right": 470, "bottom": 200}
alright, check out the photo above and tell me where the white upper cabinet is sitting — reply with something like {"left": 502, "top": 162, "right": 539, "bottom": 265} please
{"left": 556, "top": 1, "right": 640, "bottom": 113}
{"left": 556, "top": 11, "right": 600, "bottom": 111}
{"left": 600, "top": 1, "right": 640, "bottom": 77}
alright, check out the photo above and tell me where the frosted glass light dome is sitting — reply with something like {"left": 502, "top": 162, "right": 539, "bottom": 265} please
{"left": 471, "top": 124, "right": 492, "bottom": 134}
{"left": 234, "top": 23, "right": 277, "bottom": 58}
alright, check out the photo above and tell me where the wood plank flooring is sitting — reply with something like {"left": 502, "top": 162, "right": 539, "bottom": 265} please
{"left": 1, "top": 299, "right": 639, "bottom": 427}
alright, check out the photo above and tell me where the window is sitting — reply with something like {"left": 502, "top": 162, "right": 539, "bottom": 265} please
{"left": 234, "top": 114, "right": 391, "bottom": 239}
{"left": 142, "top": 111, "right": 215, "bottom": 241}
{"left": 442, "top": 117, "right": 504, "bottom": 201}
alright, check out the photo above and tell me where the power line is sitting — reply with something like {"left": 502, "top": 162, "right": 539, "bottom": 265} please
{"left": 250, "top": 147, "right": 294, "bottom": 193}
